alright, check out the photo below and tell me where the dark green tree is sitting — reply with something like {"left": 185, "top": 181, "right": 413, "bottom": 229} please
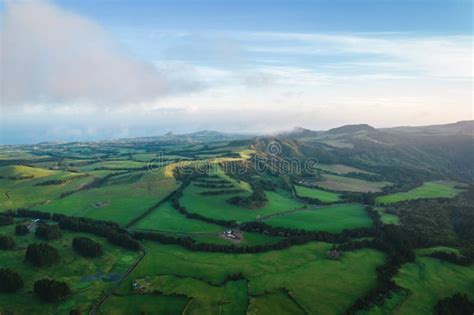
{"left": 15, "top": 224, "right": 29, "bottom": 236}
{"left": 25, "top": 243, "right": 60, "bottom": 267}
{"left": 35, "top": 224, "right": 62, "bottom": 240}
{"left": 435, "top": 293, "right": 474, "bottom": 315}
{"left": 72, "top": 237, "right": 103, "bottom": 258}
{"left": 0, "top": 215, "right": 14, "bottom": 226}
{"left": 34, "top": 279, "right": 70, "bottom": 302}
{"left": 0, "top": 268, "right": 24, "bottom": 293}
{"left": 0, "top": 235, "right": 15, "bottom": 250}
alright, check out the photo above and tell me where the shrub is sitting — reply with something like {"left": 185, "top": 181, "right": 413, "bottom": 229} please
{"left": 435, "top": 293, "right": 474, "bottom": 315}
{"left": 16, "top": 209, "right": 51, "bottom": 220}
{"left": 107, "top": 232, "right": 141, "bottom": 251}
{"left": 25, "top": 243, "right": 60, "bottom": 267}
{"left": 72, "top": 237, "right": 103, "bottom": 258}
{"left": 0, "top": 215, "right": 14, "bottom": 226}
{"left": 0, "top": 235, "right": 15, "bottom": 250}
{"left": 0, "top": 268, "right": 23, "bottom": 292}
{"left": 15, "top": 224, "right": 29, "bottom": 236}
{"left": 34, "top": 279, "right": 70, "bottom": 302}
{"left": 35, "top": 224, "right": 62, "bottom": 240}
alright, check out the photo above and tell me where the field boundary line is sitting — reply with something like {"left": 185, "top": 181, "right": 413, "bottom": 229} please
{"left": 128, "top": 227, "right": 220, "bottom": 237}
{"left": 125, "top": 185, "right": 181, "bottom": 228}
{"left": 89, "top": 249, "right": 146, "bottom": 315}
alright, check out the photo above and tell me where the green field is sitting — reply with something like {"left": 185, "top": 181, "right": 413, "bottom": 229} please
{"left": 0, "top": 165, "right": 58, "bottom": 178}
{"left": 191, "top": 231, "right": 283, "bottom": 246}
{"left": 34, "top": 170, "right": 178, "bottom": 226}
{"left": 375, "top": 181, "right": 465, "bottom": 204}
{"left": 1, "top": 129, "right": 472, "bottom": 314}
{"left": 374, "top": 207, "right": 400, "bottom": 225}
{"left": 181, "top": 184, "right": 304, "bottom": 222}
{"left": 0, "top": 222, "right": 139, "bottom": 315}
{"left": 390, "top": 256, "right": 474, "bottom": 314}
{"left": 133, "top": 200, "right": 224, "bottom": 234}
{"left": 358, "top": 289, "right": 410, "bottom": 315}
{"left": 316, "top": 174, "right": 391, "bottom": 193}
{"left": 248, "top": 290, "right": 304, "bottom": 315}
{"left": 99, "top": 294, "right": 188, "bottom": 315}
{"left": 264, "top": 204, "right": 373, "bottom": 232}
{"left": 416, "top": 246, "right": 460, "bottom": 256}
{"left": 133, "top": 198, "right": 284, "bottom": 246}
{"left": 124, "top": 275, "right": 248, "bottom": 314}
{"left": 0, "top": 167, "right": 95, "bottom": 212}
{"left": 318, "top": 139, "right": 355, "bottom": 148}
{"left": 0, "top": 150, "right": 50, "bottom": 161}
{"left": 315, "top": 163, "right": 371, "bottom": 175}
{"left": 116, "top": 241, "right": 384, "bottom": 314}
{"left": 294, "top": 184, "right": 342, "bottom": 202}
{"left": 78, "top": 160, "right": 150, "bottom": 171}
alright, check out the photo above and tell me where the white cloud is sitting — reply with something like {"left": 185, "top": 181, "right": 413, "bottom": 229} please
{"left": 0, "top": 0, "right": 201, "bottom": 107}
{"left": 239, "top": 31, "right": 473, "bottom": 78}
{"left": 0, "top": 6, "right": 472, "bottom": 144}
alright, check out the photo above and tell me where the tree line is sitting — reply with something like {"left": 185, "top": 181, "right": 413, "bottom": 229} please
{"left": 434, "top": 293, "right": 474, "bottom": 315}
{"left": 0, "top": 214, "right": 15, "bottom": 226}
{"left": 33, "top": 174, "right": 89, "bottom": 186}
{"left": 171, "top": 184, "right": 239, "bottom": 228}
{"left": 133, "top": 222, "right": 374, "bottom": 254}
{"left": 198, "top": 189, "right": 245, "bottom": 196}
{"left": 9, "top": 209, "right": 141, "bottom": 251}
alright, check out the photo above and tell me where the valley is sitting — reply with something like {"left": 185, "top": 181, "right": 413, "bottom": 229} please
{"left": 0, "top": 121, "right": 473, "bottom": 314}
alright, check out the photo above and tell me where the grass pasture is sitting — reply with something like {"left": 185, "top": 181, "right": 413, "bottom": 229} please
{"left": 34, "top": 170, "right": 178, "bottom": 226}
{"left": 315, "top": 163, "right": 372, "bottom": 175}
{"left": 180, "top": 184, "right": 303, "bottom": 223}
{"left": 374, "top": 207, "right": 400, "bottom": 225}
{"left": 78, "top": 160, "right": 150, "bottom": 171}
{"left": 133, "top": 200, "right": 224, "bottom": 234}
{"left": 375, "top": 181, "right": 465, "bottom": 204}
{"left": 294, "top": 184, "right": 341, "bottom": 203}
{"left": 118, "top": 241, "right": 385, "bottom": 315}
{"left": 0, "top": 149, "right": 50, "bottom": 161}
{"left": 99, "top": 294, "right": 188, "bottom": 315}
{"left": 391, "top": 256, "right": 474, "bottom": 314}
{"left": 0, "top": 223, "right": 139, "bottom": 315}
{"left": 315, "top": 174, "right": 391, "bottom": 193}
{"left": 318, "top": 139, "right": 355, "bottom": 148}
{"left": 358, "top": 289, "right": 410, "bottom": 315}
{"left": 416, "top": 246, "right": 460, "bottom": 256}
{"left": 127, "top": 275, "right": 248, "bottom": 315}
{"left": 191, "top": 231, "right": 283, "bottom": 247}
{"left": 0, "top": 165, "right": 58, "bottom": 179}
{"left": 248, "top": 290, "right": 304, "bottom": 315}
{"left": 264, "top": 204, "right": 373, "bottom": 233}
{"left": 0, "top": 171, "right": 95, "bottom": 212}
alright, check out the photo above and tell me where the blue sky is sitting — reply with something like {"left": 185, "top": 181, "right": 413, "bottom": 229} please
{"left": 56, "top": 0, "right": 472, "bottom": 33}
{"left": 0, "top": 0, "right": 472, "bottom": 144}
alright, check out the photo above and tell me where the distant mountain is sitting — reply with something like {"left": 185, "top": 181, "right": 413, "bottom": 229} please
{"left": 180, "top": 130, "right": 255, "bottom": 142}
{"left": 119, "top": 130, "right": 255, "bottom": 145}
{"left": 382, "top": 120, "right": 474, "bottom": 137}
{"left": 276, "top": 126, "right": 321, "bottom": 139}
{"left": 326, "top": 124, "right": 377, "bottom": 135}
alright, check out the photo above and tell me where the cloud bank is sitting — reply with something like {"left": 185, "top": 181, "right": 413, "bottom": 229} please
{"left": 0, "top": 1, "right": 471, "bottom": 144}
{"left": 0, "top": 0, "right": 195, "bottom": 107}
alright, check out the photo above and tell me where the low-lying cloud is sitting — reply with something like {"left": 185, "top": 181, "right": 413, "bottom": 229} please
{"left": 0, "top": 0, "right": 196, "bottom": 107}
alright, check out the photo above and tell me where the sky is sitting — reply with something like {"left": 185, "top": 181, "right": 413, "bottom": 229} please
{"left": 0, "top": 0, "right": 473, "bottom": 144}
